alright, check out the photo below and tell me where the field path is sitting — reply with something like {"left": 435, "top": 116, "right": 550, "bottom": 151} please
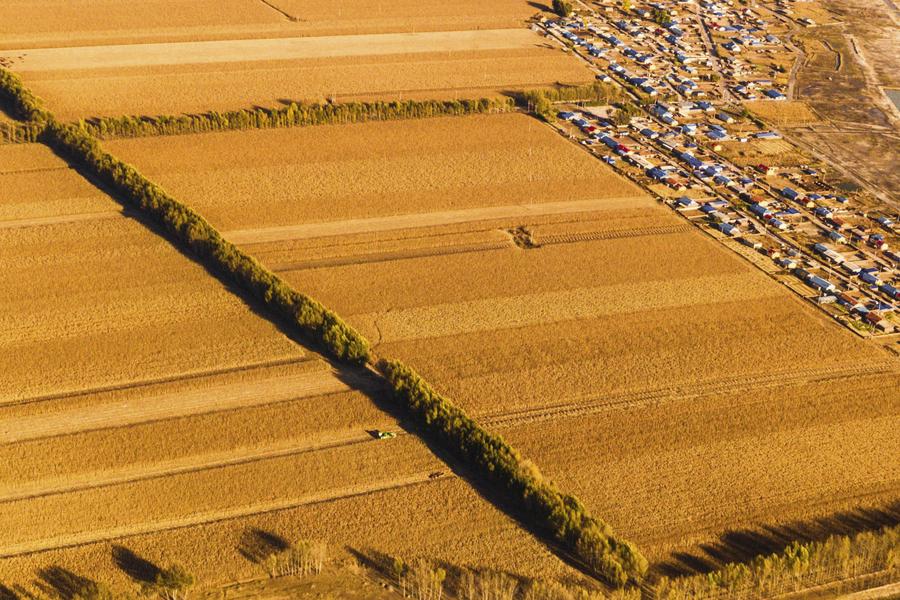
{"left": 0, "top": 369, "right": 351, "bottom": 444}
{"left": 229, "top": 197, "right": 651, "bottom": 244}
{"left": 0, "top": 210, "right": 121, "bottom": 230}
{"left": 2, "top": 29, "right": 542, "bottom": 72}
{"left": 0, "top": 433, "right": 377, "bottom": 504}
{"left": 481, "top": 363, "right": 898, "bottom": 429}
{"left": 0, "top": 472, "right": 442, "bottom": 558}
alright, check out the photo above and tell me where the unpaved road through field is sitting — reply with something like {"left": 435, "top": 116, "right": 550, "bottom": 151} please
{"left": 227, "top": 197, "right": 652, "bottom": 244}
{"left": 0, "top": 370, "right": 350, "bottom": 443}
{"left": 1, "top": 29, "right": 544, "bottom": 72}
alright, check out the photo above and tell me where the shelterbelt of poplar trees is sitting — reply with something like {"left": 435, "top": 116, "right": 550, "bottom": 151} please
{"left": 77, "top": 97, "right": 515, "bottom": 139}
{"left": 0, "top": 67, "right": 646, "bottom": 587}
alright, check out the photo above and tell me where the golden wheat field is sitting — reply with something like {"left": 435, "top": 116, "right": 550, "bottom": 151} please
{"left": 105, "top": 113, "right": 900, "bottom": 573}
{"left": 265, "top": 0, "right": 541, "bottom": 35}
{"left": 502, "top": 371, "right": 900, "bottom": 569}
{"left": 0, "top": 476, "right": 582, "bottom": 592}
{"left": 0, "top": 0, "right": 291, "bottom": 49}
{"left": 0, "top": 0, "right": 545, "bottom": 50}
{"left": 13, "top": 30, "right": 592, "bottom": 120}
{"left": 0, "top": 135, "right": 590, "bottom": 596}
{"left": 106, "top": 114, "right": 644, "bottom": 232}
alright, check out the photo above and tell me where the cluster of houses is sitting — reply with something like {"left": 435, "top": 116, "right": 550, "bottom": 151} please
{"left": 545, "top": 0, "right": 898, "bottom": 335}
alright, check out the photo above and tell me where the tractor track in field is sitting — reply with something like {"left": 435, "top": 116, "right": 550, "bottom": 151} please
{"left": 535, "top": 223, "right": 692, "bottom": 246}
{"left": 273, "top": 240, "right": 511, "bottom": 272}
{"left": 480, "top": 363, "right": 898, "bottom": 430}
{"left": 0, "top": 355, "right": 313, "bottom": 409}
{"left": 0, "top": 432, "right": 378, "bottom": 505}
{"left": 0, "top": 210, "right": 122, "bottom": 230}
{"left": 0, "top": 472, "right": 443, "bottom": 559}
{"left": 0, "top": 365, "right": 351, "bottom": 444}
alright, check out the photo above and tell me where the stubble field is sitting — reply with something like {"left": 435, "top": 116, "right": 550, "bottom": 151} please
{"left": 7, "top": 30, "right": 592, "bottom": 120}
{"left": 0, "top": 140, "right": 584, "bottom": 593}
{"left": 104, "top": 112, "right": 900, "bottom": 573}
{"left": 0, "top": 0, "right": 545, "bottom": 49}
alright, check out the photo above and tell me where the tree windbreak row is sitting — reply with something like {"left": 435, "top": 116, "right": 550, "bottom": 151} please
{"left": 75, "top": 98, "right": 516, "bottom": 139}
{"left": 0, "top": 66, "right": 649, "bottom": 586}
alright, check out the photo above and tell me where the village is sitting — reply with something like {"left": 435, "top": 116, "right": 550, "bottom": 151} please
{"left": 538, "top": 0, "right": 900, "bottom": 338}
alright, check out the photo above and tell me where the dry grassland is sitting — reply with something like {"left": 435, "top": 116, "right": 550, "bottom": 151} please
{"left": 21, "top": 42, "right": 592, "bottom": 120}
{"left": 266, "top": 0, "right": 541, "bottom": 35}
{"left": 501, "top": 371, "right": 900, "bottom": 567}
{"left": 0, "top": 0, "right": 291, "bottom": 50}
{"left": 0, "top": 477, "right": 580, "bottom": 593}
{"left": 0, "top": 209, "right": 304, "bottom": 402}
{"left": 107, "top": 114, "right": 643, "bottom": 231}
{"left": 744, "top": 100, "right": 821, "bottom": 125}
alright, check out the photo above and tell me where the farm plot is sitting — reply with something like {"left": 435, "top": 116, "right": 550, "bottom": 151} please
{"left": 0, "top": 144, "right": 117, "bottom": 221}
{"left": 0, "top": 476, "right": 580, "bottom": 593}
{"left": 263, "top": 0, "right": 542, "bottom": 36}
{"left": 110, "top": 110, "right": 900, "bottom": 571}
{"left": 499, "top": 371, "right": 900, "bottom": 569}
{"left": 105, "top": 113, "right": 645, "bottom": 232}
{"left": 13, "top": 30, "right": 593, "bottom": 120}
{"left": 0, "top": 0, "right": 291, "bottom": 50}
{"left": 0, "top": 139, "right": 584, "bottom": 595}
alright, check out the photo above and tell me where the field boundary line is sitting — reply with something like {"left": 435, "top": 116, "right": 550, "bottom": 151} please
{"left": 0, "top": 355, "right": 312, "bottom": 409}
{"left": 537, "top": 223, "right": 692, "bottom": 245}
{"left": 0, "top": 367, "right": 353, "bottom": 444}
{"left": 0, "top": 473, "right": 442, "bottom": 559}
{"left": 0, "top": 432, "right": 377, "bottom": 504}
{"left": 0, "top": 209, "right": 122, "bottom": 230}
{"left": 273, "top": 240, "right": 511, "bottom": 272}
{"left": 480, "top": 363, "right": 898, "bottom": 429}
{"left": 225, "top": 197, "right": 651, "bottom": 244}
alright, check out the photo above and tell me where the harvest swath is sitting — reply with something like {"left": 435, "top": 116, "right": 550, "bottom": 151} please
{"left": 105, "top": 112, "right": 899, "bottom": 578}
{"left": 0, "top": 138, "right": 583, "bottom": 591}
{"left": 1, "top": 0, "right": 898, "bottom": 594}
{"left": 5, "top": 31, "right": 593, "bottom": 120}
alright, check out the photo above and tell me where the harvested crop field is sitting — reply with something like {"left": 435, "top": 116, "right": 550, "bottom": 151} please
{"left": 10, "top": 30, "right": 592, "bottom": 120}
{"left": 106, "top": 113, "right": 645, "bottom": 232}
{"left": 744, "top": 100, "right": 820, "bottom": 125}
{"left": 110, "top": 112, "right": 900, "bottom": 571}
{"left": 0, "top": 138, "right": 583, "bottom": 594}
{"left": 264, "top": 0, "right": 542, "bottom": 35}
{"left": 0, "top": 0, "right": 292, "bottom": 50}
{"left": 0, "top": 0, "right": 544, "bottom": 50}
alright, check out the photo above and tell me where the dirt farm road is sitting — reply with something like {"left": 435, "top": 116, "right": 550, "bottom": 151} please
{"left": 0, "top": 369, "right": 351, "bottom": 444}
{"left": 0, "top": 29, "right": 544, "bottom": 72}
{"left": 227, "top": 197, "right": 653, "bottom": 244}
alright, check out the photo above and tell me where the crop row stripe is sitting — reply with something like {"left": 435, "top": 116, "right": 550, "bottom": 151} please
{"left": 0, "top": 67, "right": 646, "bottom": 586}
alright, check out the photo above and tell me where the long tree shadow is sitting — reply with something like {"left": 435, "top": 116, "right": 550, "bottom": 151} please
{"left": 35, "top": 567, "right": 98, "bottom": 600}
{"left": 652, "top": 501, "right": 900, "bottom": 580}
{"left": 0, "top": 584, "right": 19, "bottom": 600}
{"left": 111, "top": 545, "right": 160, "bottom": 585}
{"left": 238, "top": 528, "right": 291, "bottom": 566}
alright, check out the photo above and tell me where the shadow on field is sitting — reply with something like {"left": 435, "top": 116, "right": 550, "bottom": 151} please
{"left": 653, "top": 501, "right": 900, "bottom": 580}
{"left": 0, "top": 584, "right": 20, "bottom": 600}
{"left": 112, "top": 545, "right": 160, "bottom": 585}
{"left": 238, "top": 528, "right": 291, "bottom": 566}
{"left": 35, "top": 567, "right": 98, "bottom": 600}
{"left": 41, "top": 142, "right": 597, "bottom": 587}
{"left": 527, "top": 1, "right": 552, "bottom": 10}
